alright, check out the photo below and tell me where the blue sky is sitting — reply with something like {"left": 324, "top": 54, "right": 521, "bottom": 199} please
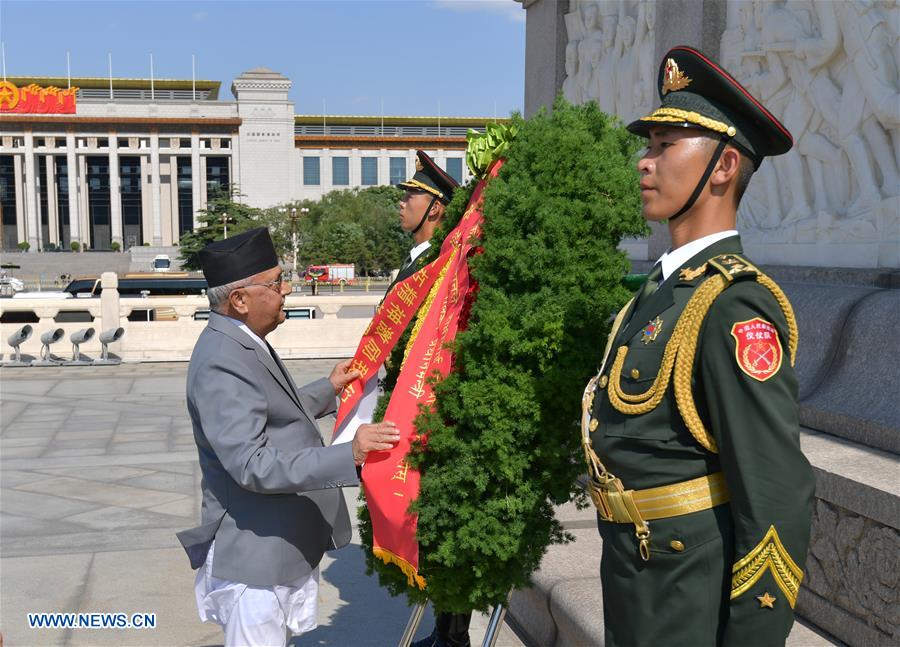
{"left": 0, "top": 0, "right": 525, "bottom": 117}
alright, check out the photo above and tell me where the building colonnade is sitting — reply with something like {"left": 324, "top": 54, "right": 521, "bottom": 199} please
{"left": 0, "top": 128, "right": 233, "bottom": 252}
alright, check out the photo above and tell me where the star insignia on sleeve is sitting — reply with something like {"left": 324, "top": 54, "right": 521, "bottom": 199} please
{"left": 757, "top": 592, "right": 776, "bottom": 609}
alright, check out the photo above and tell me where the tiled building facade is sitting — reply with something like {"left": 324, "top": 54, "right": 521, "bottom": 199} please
{"left": 0, "top": 67, "right": 498, "bottom": 252}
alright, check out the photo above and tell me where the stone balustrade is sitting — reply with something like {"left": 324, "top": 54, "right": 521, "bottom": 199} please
{"left": 0, "top": 280, "right": 381, "bottom": 362}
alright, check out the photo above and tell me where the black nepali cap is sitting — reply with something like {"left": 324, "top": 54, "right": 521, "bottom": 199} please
{"left": 627, "top": 46, "right": 793, "bottom": 168}
{"left": 198, "top": 227, "right": 279, "bottom": 288}
{"left": 397, "top": 150, "right": 459, "bottom": 205}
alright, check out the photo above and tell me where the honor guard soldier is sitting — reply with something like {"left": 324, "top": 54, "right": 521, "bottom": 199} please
{"left": 392, "top": 150, "right": 459, "bottom": 290}
{"left": 393, "top": 156, "right": 471, "bottom": 647}
{"left": 581, "top": 46, "right": 815, "bottom": 646}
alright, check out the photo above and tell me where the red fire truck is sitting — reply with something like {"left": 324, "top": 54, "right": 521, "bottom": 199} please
{"left": 304, "top": 264, "right": 355, "bottom": 285}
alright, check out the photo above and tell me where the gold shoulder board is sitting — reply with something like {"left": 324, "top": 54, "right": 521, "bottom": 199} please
{"left": 708, "top": 254, "right": 758, "bottom": 282}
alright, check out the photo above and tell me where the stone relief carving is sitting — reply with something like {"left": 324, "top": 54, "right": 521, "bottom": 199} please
{"left": 806, "top": 499, "right": 898, "bottom": 639}
{"left": 561, "top": 0, "right": 898, "bottom": 265}
{"left": 719, "top": 0, "right": 899, "bottom": 246}
{"left": 562, "top": 1, "right": 657, "bottom": 125}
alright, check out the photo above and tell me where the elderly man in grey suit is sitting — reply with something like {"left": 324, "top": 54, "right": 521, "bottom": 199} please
{"left": 177, "top": 227, "right": 399, "bottom": 647}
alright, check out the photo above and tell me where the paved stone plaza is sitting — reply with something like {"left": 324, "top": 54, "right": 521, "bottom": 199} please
{"left": 0, "top": 361, "right": 522, "bottom": 647}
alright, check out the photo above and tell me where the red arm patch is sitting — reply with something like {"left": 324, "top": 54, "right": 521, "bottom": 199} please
{"left": 730, "top": 318, "right": 783, "bottom": 382}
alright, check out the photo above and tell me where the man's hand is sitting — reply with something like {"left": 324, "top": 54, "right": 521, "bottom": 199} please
{"left": 329, "top": 358, "right": 360, "bottom": 394}
{"left": 352, "top": 421, "right": 400, "bottom": 466}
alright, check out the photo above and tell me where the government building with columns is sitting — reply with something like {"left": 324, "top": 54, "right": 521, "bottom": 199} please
{"left": 0, "top": 67, "right": 494, "bottom": 252}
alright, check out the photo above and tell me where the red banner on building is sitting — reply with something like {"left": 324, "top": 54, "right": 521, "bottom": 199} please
{"left": 360, "top": 160, "right": 503, "bottom": 588}
{"left": 0, "top": 82, "right": 78, "bottom": 114}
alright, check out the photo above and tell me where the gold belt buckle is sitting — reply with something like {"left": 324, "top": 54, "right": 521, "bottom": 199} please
{"left": 588, "top": 474, "right": 615, "bottom": 521}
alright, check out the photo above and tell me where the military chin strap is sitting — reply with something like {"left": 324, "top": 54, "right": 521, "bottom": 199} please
{"left": 667, "top": 135, "right": 729, "bottom": 222}
{"left": 411, "top": 195, "right": 440, "bottom": 235}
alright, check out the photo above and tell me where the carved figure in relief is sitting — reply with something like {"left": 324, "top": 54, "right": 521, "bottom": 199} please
{"left": 757, "top": 1, "right": 815, "bottom": 224}
{"left": 592, "top": 2, "right": 619, "bottom": 115}
{"left": 613, "top": 16, "right": 637, "bottom": 119}
{"left": 633, "top": 2, "right": 657, "bottom": 118}
{"left": 722, "top": 0, "right": 899, "bottom": 242}
{"left": 564, "top": 5, "right": 586, "bottom": 42}
{"left": 833, "top": 0, "right": 899, "bottom": 209}
{"left": 563, "top": 41, "right": 583, "bottom": 104}
{"left": 574, "top": 2, "right": 601, "bottom": 104}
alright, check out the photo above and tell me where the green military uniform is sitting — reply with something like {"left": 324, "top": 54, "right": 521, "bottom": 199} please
{"left": 380, "top": 150, "right": 458, "bottom": 398}
{"left": 582, "top": 47, "right": 815, "bottom": 646}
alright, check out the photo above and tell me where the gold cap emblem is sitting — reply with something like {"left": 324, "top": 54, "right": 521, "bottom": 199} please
{"left": 662, "top": 58, "right": 692, "bottom": 95}
{"left": 415, "top": 157, "right": 424, "bottom": 171}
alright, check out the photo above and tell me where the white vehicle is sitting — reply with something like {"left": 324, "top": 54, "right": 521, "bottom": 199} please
{"left": 151, "top": 254, "right": 172, "bottom": 272}
{"left": 12, "top": 290, "right": 72, "bottom": 299}
{"left": 0, "top": 276, "right": 24, "bottom": 295}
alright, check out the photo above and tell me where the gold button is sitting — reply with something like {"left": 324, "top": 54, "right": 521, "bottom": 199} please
{"left": 670, "top": 540, "right": 685, "bottom": 552}
{"left": 598, "top": 375, "right": 609, "bottom": 389}
{"left": 589, "top": 419, "right": 599, "bottom": 432}
{"left": 630, "top": 368, "right": 640, "bottom": 379}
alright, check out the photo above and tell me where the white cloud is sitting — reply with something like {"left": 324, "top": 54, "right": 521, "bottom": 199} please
{"left": 433, "top": 0, "right": 525, "bottom": 24}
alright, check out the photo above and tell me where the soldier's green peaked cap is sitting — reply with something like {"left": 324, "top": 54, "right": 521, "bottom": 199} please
{"left": 397, "top": 150, "right": 459, "bottom": 205}
{"left": 627, "top": 46, "right": 793, "bottom": 168}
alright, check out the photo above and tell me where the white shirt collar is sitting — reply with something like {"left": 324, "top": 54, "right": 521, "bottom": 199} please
{"left": 222, "top": 315, "right": 271, "bottom": 356}
{"left": 409, "top": 240, "right": 431, "bottom": 263}
{"left": 657, "top": 230, "right": 738, "bottom": 281}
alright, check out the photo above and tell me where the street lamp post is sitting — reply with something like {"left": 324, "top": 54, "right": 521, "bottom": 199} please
{"left": 297, "top": 207, "right": 309, "bottom": 279}
{"left": 211, "top": 205, "right": 231, "bottom": 239}
{"left": 281, "top": 206, "right": 309, "bottom": 281}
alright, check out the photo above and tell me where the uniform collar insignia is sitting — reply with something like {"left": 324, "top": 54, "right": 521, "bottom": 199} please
{"left": 641, "top": 316, "right": 664, "bottom": 344}
{"left": 679, "top": 263, "right": 707, "bottom": 281}
{"left": 662, "top": 58, "right": 692, "bottom": 95}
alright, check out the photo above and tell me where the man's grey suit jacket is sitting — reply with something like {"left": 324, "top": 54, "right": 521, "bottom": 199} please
{"left": 176, "top": 312, "right": 359, "bottom": 586}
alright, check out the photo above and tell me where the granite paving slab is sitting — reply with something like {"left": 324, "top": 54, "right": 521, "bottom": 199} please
{"left": 16, "top": 476, "right": 186, "bottom": 509}
{"left": 35, "top": 465, "right": 156, "bottom": 482}
{"left": 1, "top": 488, "right": 102, "bottom": 520}
{"left": 63, "top": 505, "right": 191, "bottom": 532}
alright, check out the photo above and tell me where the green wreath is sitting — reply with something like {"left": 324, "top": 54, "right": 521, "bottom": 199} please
{"left": 359, "top": 98, "right": 648, "bottom": 612}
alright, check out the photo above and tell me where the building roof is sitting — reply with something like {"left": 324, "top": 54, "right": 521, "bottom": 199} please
{"left": 236, "top": 67, "right": 289, "bottom": 79}
{"left": 294, "top": 114, "right": 510, "bottom": 127}
{"left": 4, "top": 77, "right": 221, "bottom": 100}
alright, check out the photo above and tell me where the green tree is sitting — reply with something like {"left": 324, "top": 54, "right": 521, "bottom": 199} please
{"left": 179, "top": 184, "right": 406, "bottom": 275}
{"left": 313, "top": 221, "right": 368, "bottom": 267}
{"left": 294, "top": 186, "right": 405, "bottom": 275}
{"left": 360, "top": 98, "right": 649, "bottom": 612}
